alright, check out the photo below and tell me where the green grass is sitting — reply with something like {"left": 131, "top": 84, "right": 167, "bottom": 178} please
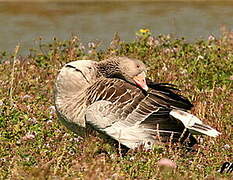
{"left": 0, "top": 30, "right": 232, "bottom": 179}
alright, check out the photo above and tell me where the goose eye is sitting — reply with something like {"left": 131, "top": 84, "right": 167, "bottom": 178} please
{"left": 136, "top": 65, "right": 140, "bottom": 68}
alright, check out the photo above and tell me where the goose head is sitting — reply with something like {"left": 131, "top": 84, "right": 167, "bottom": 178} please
{"left": 97, "top": 57, "right": 148, "bottom": 91}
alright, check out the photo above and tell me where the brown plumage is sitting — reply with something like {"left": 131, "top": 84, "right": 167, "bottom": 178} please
{"left": 54, "top": 57, "right": 220, "bottom": 149}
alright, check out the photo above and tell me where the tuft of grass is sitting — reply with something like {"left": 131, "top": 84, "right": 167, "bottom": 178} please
{"left": 0, "top": 30, "right": 232, "bottom": 179}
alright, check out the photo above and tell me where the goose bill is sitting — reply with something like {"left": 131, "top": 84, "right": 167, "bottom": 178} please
{"left": 133, "top": 71, "right": 148, "bottom": 91}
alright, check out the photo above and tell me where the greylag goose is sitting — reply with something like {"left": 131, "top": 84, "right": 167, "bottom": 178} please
{"left": 54, "top": 57, "right": 220, "bottom": 149}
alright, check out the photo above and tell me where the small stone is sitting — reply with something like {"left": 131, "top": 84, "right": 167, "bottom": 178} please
{"left": 158, "top": 158, "right": 176, "bottom": 168}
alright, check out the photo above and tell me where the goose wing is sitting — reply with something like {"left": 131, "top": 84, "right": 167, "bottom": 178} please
{"left": 85, "top": 78, "right": 191, "bottom": 148}
{"left": 85, "top": 78, "right": 148, "bottom": 128}
{"left": 147, "top": 81, "right": 220, "bottom": 137}
{"left": 146, "top": 79, "right": 193, "bottom": 110}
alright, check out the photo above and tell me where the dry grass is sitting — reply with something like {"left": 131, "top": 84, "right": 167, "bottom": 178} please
{"left": 0, "top": 30, "right": 232, "bottom": 179}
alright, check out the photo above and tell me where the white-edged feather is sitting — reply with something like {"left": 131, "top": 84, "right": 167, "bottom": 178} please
{"left": 169, "top": 109, "right": 221, "bottom": 137}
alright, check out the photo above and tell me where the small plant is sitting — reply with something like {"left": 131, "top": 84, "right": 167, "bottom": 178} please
{"left": 0, "top": 30, "right": 232, "bottom": 179}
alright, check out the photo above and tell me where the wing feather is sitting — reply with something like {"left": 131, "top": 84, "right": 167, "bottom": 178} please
{"left": 84, "top": 77, "right": 219, "bottom": 149}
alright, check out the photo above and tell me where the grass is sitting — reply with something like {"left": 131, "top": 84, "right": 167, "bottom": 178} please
{"left": 0, "top": 29, "right": 232, "bottom": 179}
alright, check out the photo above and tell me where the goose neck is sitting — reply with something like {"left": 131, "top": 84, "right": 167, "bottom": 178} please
{"left": 96, "top": 59, "right": 120, "bottom": 78}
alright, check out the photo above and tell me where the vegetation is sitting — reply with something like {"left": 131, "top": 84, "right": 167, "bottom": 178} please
{"left": 0, "top": 29, "right": 232, "bottom": 179}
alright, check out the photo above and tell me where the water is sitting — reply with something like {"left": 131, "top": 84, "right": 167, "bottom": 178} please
{"left": 0, "top": 2, "right": 233, "bottom": 54}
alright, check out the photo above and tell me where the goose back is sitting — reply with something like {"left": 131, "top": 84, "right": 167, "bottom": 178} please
{"left": 84, "top": 77, "right": 194, "bottom": 148}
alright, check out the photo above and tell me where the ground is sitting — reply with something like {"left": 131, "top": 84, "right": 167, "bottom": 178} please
{"left": 0, "top": 30, "right": 232, "bottom": 179}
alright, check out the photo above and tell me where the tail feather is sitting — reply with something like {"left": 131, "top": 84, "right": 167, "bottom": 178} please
{"left": 169, "top": 109, "right": 221, "bottom": 137}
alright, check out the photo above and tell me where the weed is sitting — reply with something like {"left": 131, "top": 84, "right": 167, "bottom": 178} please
{"left": 0, "top": 30, "right": 232, "bottom": 179}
